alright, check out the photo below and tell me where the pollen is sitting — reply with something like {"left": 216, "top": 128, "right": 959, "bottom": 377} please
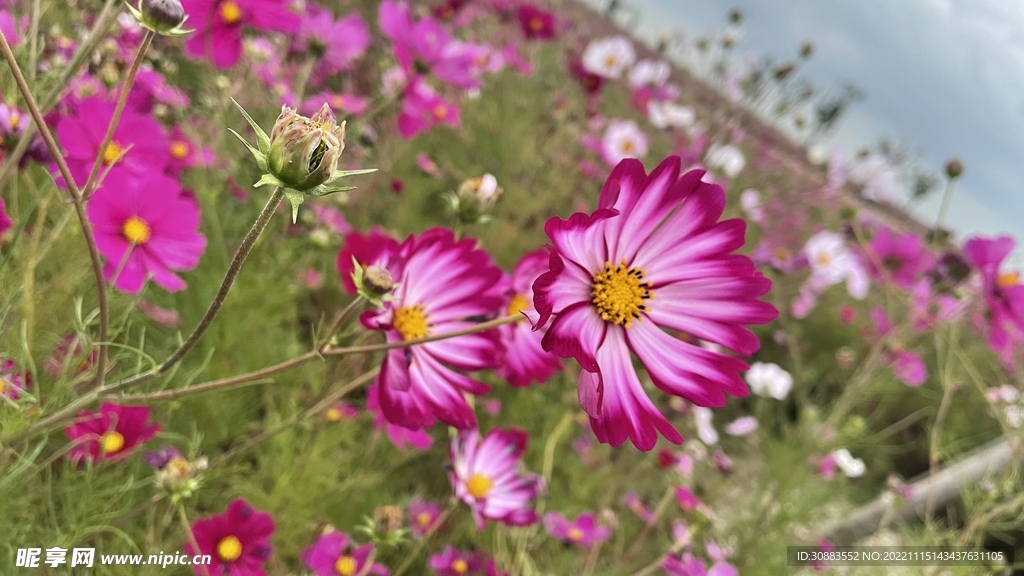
{"left": 590, "top": 260, "right": 652, "bottom": 327}
{"left": 102, "top": 431, "right": 125, "bottom": 454}
{"left": 122, "top": 216, "right": 152, "bottom": 244}
{"left": 170, "top": 141, "right": 190, "bottom": 160}
{"left": 103, "top": 142, "right": 123, "bottom": 165}
{"left": 465, "top": 472, "right": 493, "bottom": 499}
{"left": 507, "top": 293, "right": 530, "bottom": 317}
{"left": 530, "top": 17, "right": 545, "bottom": 32}
{"left": 621, "top": 140, "right": 634, "bottom": 154}
{"left": 604, "top": 55, "right": 618, "bottom": 68}
{"left": 451, "top": 559, "right": 469, "bottom": 574}
{"left": 334, "top": 555, "right": 357, "bottom": 575}
{"left": 816, "top": 253, "right": 832, "bottom": 266}
{"left": 219, "top": 0, "right": 242, "bottom": 24}
{"left": 9, "top": 111, "right": 20, "bottom": 129}
{"left": 998, "top": 271, "right": 1021, "bottom": 288}
{"left": 416, "top": 512, "right": 432, "bottom": 526}
{"left": 393, "top": 305, "right": 429, "bottom": 341}
{"left": 432, "top": 104, "right": 449, "bottom": 120}
{"left": 216, "top": 535, "right": 243, "bottom": 562}
{"left": 568, "top": 528, "right": 584, "bottom": 541}
{"left": 325, "top": 407, "right": 343, "bottom": 422}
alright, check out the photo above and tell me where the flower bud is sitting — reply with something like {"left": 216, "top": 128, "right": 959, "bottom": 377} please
{"left": 373, "top": 505, "right": 404, "bottom": 534}
{"left": 127, "top": 0, "right": 192, "bottom": 36}
{"left": 729, "top": 9, "right": 743, "bottom": 24}
{"left": 944, "top": 158, "right": 964, "bottom": 179}
{"left": 362, "top": 265, "right": 395, "bottom": 296}
{"left": 451, "top": 173, "right": 502, "bottom": 224}
{"left": 267, "top": 104, "right": 346, "bottom": 192}
{"left": 799, "top": 40, "right": 814, "bottom": 59}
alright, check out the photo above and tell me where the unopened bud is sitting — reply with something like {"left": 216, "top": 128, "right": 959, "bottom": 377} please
{"left": 774, "top": 63, "right": 796, "bottom": 81}
{"left": 799, "top": 40, "right": 814, "bottom": 59}
{"left": 127, "top": 0, "right": 192, "bottom": 36}
{"left": 944, "top": 158, "right": 964, "bottom": 179}
{"left": 452, "top": 173, "right": 503, "bottom": 224}
{"left": 267, "top": 104, "right": 347, "bottom": 192}
{"left": 728, "top": 9, "right": 743, "bottom": 24}
{"left": 373, "top": 505, "right": 404, "bottom": 534}
{"left": 362, "top": 265, "right": 394, "bottom": 295}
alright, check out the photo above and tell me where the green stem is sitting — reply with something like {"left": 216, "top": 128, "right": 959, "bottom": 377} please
{"left": 177, "top": 505, "right": 211, "bottom": 576}
{"left": 932, "top": 177, "right": 956, "bottom": 248}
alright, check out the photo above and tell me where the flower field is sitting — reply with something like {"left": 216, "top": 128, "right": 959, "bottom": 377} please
{"left": 0, "top": 0, "right": 1022, "bottom": 574}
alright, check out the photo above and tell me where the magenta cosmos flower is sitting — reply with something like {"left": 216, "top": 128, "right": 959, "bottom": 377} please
{"left": 183, "top": 0, "right": 299, "bottom": 68}
{"left": 379, "top": 1, "right": 481, "bottom": 89}
{"left": 532, "top": 156, "right": 778, "bottom": 450}
{"left": 543, "top": 512, "right": 611, "bottom": 547}
{"left": 88, "top": 170, "right": 206, "bottom": 293}
{"left": 337, "top": 228, "right": 401, "bottom": 294}
{"left": 186, "top": 499, "right": 275, "bottom": 576}
{"left": 1, "top": 357, "right": 30, "bottom": 400}
{"left": 0, "top": 196, "right": 11, "bottom": 237}
{"left": 367, "top": 383, "right": 433, "bottom": 451}
{"left": 302, "top": 530, "right": 389, "bottom": 576}
{"left": 298, "top": 6, "right": 370, "bottom": 75}
{"left": 964, "top": 235, "right": 1024, "bottom": 364}
{"left": 516, "top": 4, "right": 555, "bottom": 40}
{"left": 64, "top": 403, "right": 160, "bottom": 462}
{"left": 407, "top": 498, "right": 445, "bottom": 538}
{"left": 361, "top": 228, "right": 503, "bottom": 431}
{"left": 397, "top": 77, "right": 460, "bottom": 139}
{"left": 56, "top": 95, "right": 168, "bottom": 186}
{"left": 497, "top": 249, "right": 563, "bottom": 387}
{"left": 862, "top": 226, "right": 934, "bottom": 289}
{"left": 450, "top": 428, "right": 542, "bottom": 529}
{"left": 428, "top": 547, "right": 483, "bottom": 576}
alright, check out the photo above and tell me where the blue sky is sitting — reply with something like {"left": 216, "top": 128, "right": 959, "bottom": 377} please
{"left": 580, "top": 0, "right": 1024, "bottom": 256}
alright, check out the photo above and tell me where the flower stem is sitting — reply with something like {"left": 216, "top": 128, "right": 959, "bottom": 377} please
{"left": 107, "top": 187, "right": 285, "bottom": 393}
{"left": 177, "top": 504, "right": 211, "bottom": 576}
{"left": 322, "top": 314, "right": 520, "bottom": 356}
{"left": 392, "top": 503, "right": 457, "bottom": 576}
{"left": 623, "top": 485, "right": 676, "bottom": 562}
{"left": 81, "top": 30, "right": 155, "bottom": 201}
{"left": 0, "top": 27, "right": 111, "bottom": 390}
{"left": 932, "top": 177, "right": 956, "bottom": 248}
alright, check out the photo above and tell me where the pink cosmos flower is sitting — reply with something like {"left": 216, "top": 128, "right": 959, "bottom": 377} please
{"left": 138, "top": 300, "right": 182, "bottom": 327}
{"left": 362, "top": 228, "right": 503, "bottom": 431}
{"left": 674, "top": 487, "right": 702, "bottom": 511}
{"left": 44, "top": 334, "right": 96, "bottom": 377}
{"left": 408, "top": 498, "right": 445, "bottom": 538}
{"left": 428, "top": 547, "right": 483, "bottom": 576}
{"left": 543, "top": 512, "right": 611, "bottom": 547}
{"left": 183, "top": 0, "right": 299, "bottom": 68}
{"left": 1, "top": 357, "right": 30, "bottom": 400}
{"left": 166, "top": 127, "right": 215, "bottom": 176}
{"left": 497, "top": 250, "right": 563, "bottom": 387}
{"left": 310, "top": 202, "right": 352, "bottom": 235}
{"left": 366, "top": 383, "right": 433, "bottom": 451}
{"left": 532, "top": 156, "right": 778, "bottom": 450}
{"left": 64, "top": 403, "right": 160, "bottom": 463}
{"left": 964, "top": 235, "right": 1024, "bottom": 365}
{"left": 55, "top": 95, "right": 169, "bottom": 186}
{"left": 302, "top": 530, "right": 389, "bottom": 576}
{"left": 298, "top": 7, "right": 370, "bottom": 75}
{"left": 662, "top": 553, "right": 737, "bottom": 576}
{"left": 622, "top": 492, "right": 655, "bottom": 524}
{"left": 303, "top": 92, "right": 370, "bottom": 117}
{"left": 186, "top": 498, "right": 275, "bottom": 576}
{"left": 88, "top": 170, "right": 207, "bottom": 293}
{"left": 862, "top": 226, "right": 934, "bottom": 289}
{"left": 128, "top": 68, "right": 190, "bottom": 112}
{"left": 379, "top": 1, "right": 481, "bottom": 89}
{"left": 0, "top": 196, "right": 11, "bottom": 237}
{"left": 337, "top": 228, "right": 401, "bottom": 294}
{"left": 0, "top": 10, "right": 20, "bottom": 47}
{"left": 724, "top": 416, "right": 758, "bottom": 436}
{"left": 889, "top": 349, "right": 927, "bottom": 386}
{"left": 397, "top": 78, "right": 460, "bottom": 139}
{"left": 449, "top": 428, "right": 542, "bottom": 529}
{"left": 516, "top": 4, "right": 555, "bottom": 40}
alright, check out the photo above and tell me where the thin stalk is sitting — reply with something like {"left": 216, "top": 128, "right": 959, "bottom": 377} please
{"left": 177, "top": 505, "right": 211, "bottom": 576}
{"left": 322, "top": 314, "right": 520, "bottom": 356}
{"left": 82, "top": 30, "right": 155, "bottom": 201}
{"left": 28, "top": 0, "right": 41, "bottom": 78}
{"left": 0, "top": 28, "right": 110, "bottom": 390}
{"left": 932, "top": 177, "right": 956, "bottom": 247}
{"left": 623, "top": 485, "right": 677, "bottom": 561}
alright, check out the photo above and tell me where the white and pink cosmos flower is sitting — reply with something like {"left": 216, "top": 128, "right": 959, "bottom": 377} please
{"left": 600, "top": 119, "right": 648, "bottom": 167}
{"left": 449, "top": 428, "right": 543, "bottom": 529}
{"left": 581, "top": 35, "right": 636, "bottom": 79}
{"left": 532, "top": 156, "right": 778, "bottom": 450}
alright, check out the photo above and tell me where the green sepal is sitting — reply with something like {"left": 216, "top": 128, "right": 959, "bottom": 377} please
{"left": 283, "top": 189, "right": 305, "bottom": 224}
{"left": 323, "top": 168, "right": 378, "bottom": 186}
{"left": 124, "top": 1, "right": 195, "bottom": 37}
{"left": 307, "top": 184, "right": 357, "bottom": 198}
{"left": 230, "top": 98, "right": 270, "bottom": 155}
{"left": 350, "top": 258, "right": 396, "bottom": 309}
{"left": 254, "top": 173, "right": 284, "bottom": 189}
{"left": 227, "top": 128, "right": 267, "bottom": 171}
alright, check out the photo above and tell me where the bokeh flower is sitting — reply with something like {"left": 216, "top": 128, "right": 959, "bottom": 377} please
{"left": 496, "top": 249, "right": 563, "bottom": 387}
{"left": 601, "top": 119, "right": 648, "bottom": 166}
{"left": 65, "top": 403, "right": 160, "bottom": 462}
{"left": 87, "top": 170, "right": 206, "bottom": 293}
{"left": 581, "top": 35, "right": 636, "bottom": 79}
{"left": 186, "top": 498, "right": 275, "bottom": 576}
{"left": 407, "top": 498, "right": 445, "bottom": 538}
{"left": 0, "top": 357, "right": 30, "bottom": 400}
{"left": 298, "top": 7, "right": 370, "bottom": 75}
{"left": 533, "top": 156, "right": 777, "bottom": 450}
{"left": 516, "top": 3, "right": 555, "bottom": 40}
{"left": 428, "top": 547, "right": 483, "bottom": 576}
{"left": 744, "top": 362, "right": 792, "bottom": 400}
{"left": 182, "top": 0, "right": 299, "bottom": 68}
{"left": 963, "top": 235, "right": 1024, "bottom": 366}
{"left": 543, "top": 511, "right": 611, "bottom": 547}
{"left": 449, "top": 428, "right": 542, "bottom": 528}
{"left": 366, "top": 383, "right": 433, "bottom": 451}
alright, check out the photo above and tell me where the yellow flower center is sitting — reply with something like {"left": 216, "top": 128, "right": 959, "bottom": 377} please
{"left": 9, "top": 111, "right": 20, "bottom": 129}
{"left": 122, "top": 216, "right": 151, "bottom": 244}
{"left": 621, "top": 140, "right": 634, "bottom": 154}
{"left": 507, "top": 293, "right": 530, "bottom": 317}
{"left": 170, "top": 141, "right": 190, "bottom": 160}
{"left": 393, "top": 305, "right": 429, "bottom": 341}
{"left": 530, "top": 17, "right": 545, "bottom": 32}
{"left": 325, "top": 407, "right": 343, "bottom": 422}
{"left": 334, "top": 556, "right": 357, "bottom": 575}
{"left": 451, "top": 559, "right": 469, "bottom": 574}
{"left": 998, "top": 271, "right": 1021, "bottom": 288}
{"left": 465, "top": 472, "right": 493, "bottom": 499}
{"left": 216, "top": 535, "right": 243, "bottom": 562}
{"left": 103, "top": 142, "right": 123, "bottom": 164}
{"left": 432, "top": 104, "right": 449, "bottom": 120}
{"left": 219, "top": 0, "right": 242, "bottom": 24}
{"left": 332, "top": 95, "right": 346, "bottom": 109}
{"left": 568, "top": 528, "right": 584, "bottom": 541}
{"left": 102, "top": 431, "right": 125, "bottom": 454}
{"left": 416, "top": 512, "right": 432, "bottom": 526}
{"left": 773, "top": 246, "right": 792, "bottom": 262}
{"left": 816, "top": 253, "right": 832, "bottom": 266}
{"left": 604, "top": 55, "right": 617, "bottom": 68}
{"left": 590, "top": 260, "right": 651, "bottom": 327}
{"left": 0, "top": 378, "right": 7, "bottom": 394}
